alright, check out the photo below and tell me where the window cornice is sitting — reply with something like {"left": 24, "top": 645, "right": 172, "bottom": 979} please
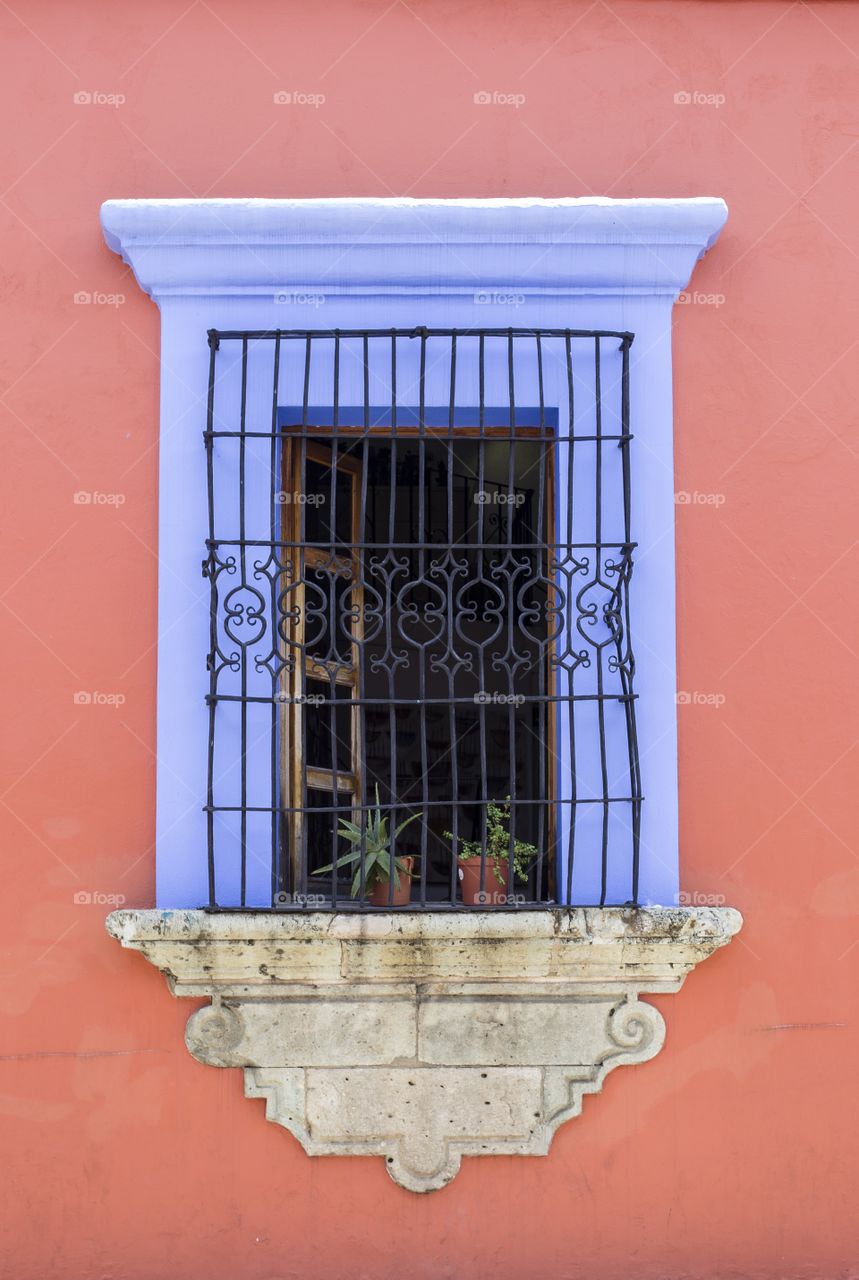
{"left": 101, "top": 196, "right": 728, "bottom": 299}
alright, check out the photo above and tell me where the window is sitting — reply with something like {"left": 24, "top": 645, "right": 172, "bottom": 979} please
{"left": 204, "top": 327, "right": 640, "bottom": 909}
{"left": 102, "top": 199, "right": 739, "bottom": 1188}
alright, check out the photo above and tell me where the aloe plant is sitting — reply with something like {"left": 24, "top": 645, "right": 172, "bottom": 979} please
{"left": 446, "top": 798, "right": 536, "bottom": 887}
{"left": 314, "top": 785, "right": 419, "bottom": 898}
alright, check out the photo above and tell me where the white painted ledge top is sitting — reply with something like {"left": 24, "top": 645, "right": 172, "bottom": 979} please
{"left": 101, "top": 196, "right": 728, "bottom": 247}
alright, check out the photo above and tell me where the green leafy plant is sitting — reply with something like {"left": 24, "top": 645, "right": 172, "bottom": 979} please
{"left": 314, "top": 786, "right": 419, "bottom": 898}
{"left": 445, "top": 798, "right": 537, "bottom": 887}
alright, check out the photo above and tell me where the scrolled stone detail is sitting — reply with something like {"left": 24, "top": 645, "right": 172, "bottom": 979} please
{"left": 185, "top": 1000, "right": 245, "bottom": 1065}
{"left": 603, "top": 995, "right": 665, "bottom": 1063}
{"left": 386, "top": 1137, "right": 462, "bottom": 1194}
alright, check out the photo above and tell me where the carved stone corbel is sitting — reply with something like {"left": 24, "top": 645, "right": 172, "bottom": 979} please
{"left": 107, "top": 906, "right": 741, "bottom": 1192}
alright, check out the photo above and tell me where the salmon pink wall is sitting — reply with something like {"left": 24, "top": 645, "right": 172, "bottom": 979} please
{"left": 1, "top": 2, "right": 857, "bottom": 1277}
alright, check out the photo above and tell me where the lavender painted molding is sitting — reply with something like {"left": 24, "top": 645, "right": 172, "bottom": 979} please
{"left": 100, "top": 197, "right": 728, "bottom": 909}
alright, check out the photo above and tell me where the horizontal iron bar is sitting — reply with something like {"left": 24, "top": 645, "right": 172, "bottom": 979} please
{"left": 203, "top": 900, "right": 640, "bottom": 912}
{"left": 205, "top": 693, "right": 639, "bottom": 707}
{"left": 206, "top": 539, "right": 634, "bottom": 550}
{"left": 209, "top": 327, "right": 635, "bottom": 341}
{"left": 204, "top": 430, "right": 633, "bottom": 443}
{"left": 204, "top": 796, "right": 643, "bottom": 813}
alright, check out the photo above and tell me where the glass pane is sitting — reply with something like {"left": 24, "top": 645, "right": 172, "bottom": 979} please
{"left": 304, "top": 457, "right": 353, "bottom": 545}
{"left": 304, "top": 680, "right": 352, "bottom": 775}
{"left": 304, "top": 787, "right": 354, "bottom": 886}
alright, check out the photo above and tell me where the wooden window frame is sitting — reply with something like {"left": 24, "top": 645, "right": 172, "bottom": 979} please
{"left": 278, "top": 424, "right": 557, "bottom": 894}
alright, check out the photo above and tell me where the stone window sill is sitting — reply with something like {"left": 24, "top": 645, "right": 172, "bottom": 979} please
{"left": 107, "top": 906, "right": 741, "bottom": 1192}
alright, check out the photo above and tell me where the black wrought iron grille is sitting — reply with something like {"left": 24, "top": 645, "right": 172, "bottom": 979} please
{"left": 203, "top": 328, "right": 641, "bottom": 910}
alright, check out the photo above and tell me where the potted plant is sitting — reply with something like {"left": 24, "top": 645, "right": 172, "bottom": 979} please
{"left": 446, "top": 798, "right": 537, "bottom": 906}
{"left": 314, "top": 786, "right": 419, "bottom": 906}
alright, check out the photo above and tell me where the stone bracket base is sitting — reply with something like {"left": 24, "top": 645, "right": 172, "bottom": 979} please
{"left": 241, "top": 991, "right": 664, "bottom": 1192}
{"left": 107, "top": 907, "right": 741, "bottom": 1191}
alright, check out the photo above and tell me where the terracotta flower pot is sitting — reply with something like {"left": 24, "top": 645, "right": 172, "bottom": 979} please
{"left": 458, "top": 856, "right": 511, "bottom": 906}
{"left": 367, "top": 856, "right": 414, "bottom": 907}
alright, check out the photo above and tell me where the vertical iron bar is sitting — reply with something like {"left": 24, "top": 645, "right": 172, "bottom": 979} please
{"left": 205, "top": 330, "right": 219, "bottom": 907}
{"left": 238, "top": 337, "right": 248, "bottom": 907}
{"left": 417, "top": 331, "right": 429, "bottom": 908}
{"left": 505, "top": 330, "right": 517, "bottom": 898}
{"left": 329, "top": 332, "right": 340, "bottom": 908}
{"left": 534, "top": 333, "right": 546, "bottom": 902}
{"left": 476, "top": 334, "right": 488, "bottom": 899}
{"left": 594, "top": 336, "right": 610, "bottom": 905}
{"left": 385, "top": 332, "right": 398, "bottom": 904}
{"left": 618, "top": 334, "right": 641, "bottom": 903}
{"left": 298, "top": 335, "right": 311, "bottom": 900}
{"left": 564, "top": 333, "right": 577, "bottom": 905}
{"left": 446, "top": 332, "right": 460, "bottom": 907}
{"left": 269, "top": 334, "right": 281, "bottom": 904}
{"left": 356, "top": 335, "right": 370, "bottom": 904}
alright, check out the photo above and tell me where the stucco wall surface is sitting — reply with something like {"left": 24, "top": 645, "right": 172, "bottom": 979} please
{"left": 1, "top": 2, "right": 857, "bottom": 1277}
